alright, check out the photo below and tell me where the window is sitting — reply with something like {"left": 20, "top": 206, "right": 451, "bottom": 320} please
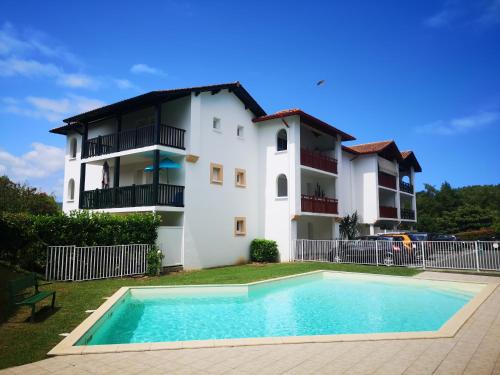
{"left": 213, "top": 117, "right": 221, "bottom": 131}
{"left": 67, "top": 179, "right": 75, "bottom": 201}
{"left": 69, "top": 138, "right": 77, "bottom": 159}
{"left": 235, "top": 168, "right": 246, "bottom": 187}
{"left": 277, "top": 129, "right": 287, "bottom": 151}
{"left": 210, "top": 163, "right": 223, "bottom": 184}
{"left": 237, "top": 125, "right": 244, "bottom": 138}
{"left": 234, "top": 217, "right": 247, "bottom": 236}
{"left": 277, "top": 174, "right": 288, "bottom": 197}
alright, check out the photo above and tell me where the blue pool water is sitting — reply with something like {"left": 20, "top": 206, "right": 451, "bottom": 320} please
{"left": 78, "top": 273, "right": 479, "bottom": 345}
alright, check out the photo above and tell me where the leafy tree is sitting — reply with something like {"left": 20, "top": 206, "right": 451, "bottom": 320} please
{"left": 0, "top": 175, "right": 59, "bottom": 215}
{"left": 416, "top": 182, "right": 499, "bottom": 235}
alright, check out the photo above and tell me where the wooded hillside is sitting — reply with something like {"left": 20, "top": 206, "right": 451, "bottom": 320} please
{"left": 416, "top": 182, "right": 500, "bottom": 239}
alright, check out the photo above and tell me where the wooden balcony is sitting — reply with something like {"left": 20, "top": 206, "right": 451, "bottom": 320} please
{"left": 80, "top": 183, "right": 184, "bottom": 209}
{"left": 300, "top": 149, "right": 338, "bottom": 174}
{"left": 378, "top": 171, "right": 397, "bottom": 190}
{"left": 379, "top": 206, "right": 398, "bottom": 219}
{"left": 83, "top": 124, "right": 185, "bottom": 158}
{"left": 399, "top": 180, "right": 414, "bottom": 194}
{"left": 301, "top": 195, "right": 338, "bottom": 214}
{"left": 400, "top": 208, "right": 415, "bottom": 220}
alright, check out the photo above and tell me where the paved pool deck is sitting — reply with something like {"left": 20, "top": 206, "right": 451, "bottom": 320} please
{"left": 1, "top": 271, "right": 500, "bottom": 375}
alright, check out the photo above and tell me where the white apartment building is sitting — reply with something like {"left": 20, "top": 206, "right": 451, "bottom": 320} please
{"left": 51, "top": 82, "right": 421, "bottom": 269}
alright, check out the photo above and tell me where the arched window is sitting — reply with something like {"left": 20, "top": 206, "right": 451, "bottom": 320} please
{"left": 277, "top": 174, "right": 288, "bottom": 197}
{"left": 277, "top": 129, "right": 287, "bottom": 151}
{"left": 69, "top": 138, "right": 77, "bottom": 158}
{"left": 68, "top": 179, "right": 75, "bottom": 201}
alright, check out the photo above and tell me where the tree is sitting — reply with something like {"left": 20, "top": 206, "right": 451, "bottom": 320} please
{"left": 339, "top": 212, "right": 359, "bottom": 239}
{"left": 0, "top": 175, "right": 59, "bottom": 215}
{"left": 416, "top": 182, "right": 499, "bottom": 235}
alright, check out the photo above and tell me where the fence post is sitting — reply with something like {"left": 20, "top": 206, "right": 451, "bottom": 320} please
{"left": 474, "top": 241, "right": 480, "bottom": 272}
{"left": 71, "top": 245, "right": 76, "bottom": 281}
{"left": 45, "top": 247, "right": 50, "bottom": 280}
{"left": 420, "top": 242, "right": 426, "bottom": 270}
{"left": 120, "top": 245, "right": 125, "bottom": 277}
{"left": 301, "top": 240, "right": 304, "bottom": 262}
{"left": 335, "top": 240, "right": 339, "bottom": 263}
{"left": 375, "top": 241, "right": 379, "bottom": 266}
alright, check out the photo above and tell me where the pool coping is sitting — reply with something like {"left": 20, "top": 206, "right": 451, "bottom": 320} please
{"left": 47, "top": 270, "right": 499, "bottom": 356}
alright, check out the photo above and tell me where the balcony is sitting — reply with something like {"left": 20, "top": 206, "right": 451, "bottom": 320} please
{"left": 301, "top": 195, "right": 338, "bottom": 214}
{"left": 378, "top": 171, "right": 397, "bottom": 190}
{"left": 399, "top": 180, "right": 414, "bottom": 194}
{"left": 379, "top": 206, "right": 398, "bottom": 219}
{"left": 80, "top": 183, "right": 184, "bottom": 209}
{"left": 401, "top": 208, "right": 415, "bottom": 220}
{"left": 300, "top": 149, "right": 337, "bottom": 174}
{"left": 83, "top": 124, "right": 185, "bottom": 158}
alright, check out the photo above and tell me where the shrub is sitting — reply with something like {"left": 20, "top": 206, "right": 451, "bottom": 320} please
{"left": 250, "top": 239, "right": 279, "bottom": 263}
{"left": 146, "top": 246, "right": 164, "bottom": 276}
{"left": 455, "top": 228, "right": 498, "bottom": 241}
{"left": 0, "top": 211, "right": 161, "bottom": 272}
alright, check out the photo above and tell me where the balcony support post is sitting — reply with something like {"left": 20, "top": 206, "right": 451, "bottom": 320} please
{"left": 81, "top": 122, "right": 88, "bottom": 158}
{"left": 152, "top": 149, "right": 160, "bottom": 205}
{"left": 115, "top": 115, "right": 121, "bottom": 152}
{"left": 78, "top": 162, "right": 86, "bottom": 209}
{"left": 113, "top": 157, "right": 120, "bottom": 206}
{"left": 155, "top": 103, "right": 161, "bottom": 145}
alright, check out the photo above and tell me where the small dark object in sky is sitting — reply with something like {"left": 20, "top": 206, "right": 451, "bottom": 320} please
{"left": 316, "top": 80, "right": 325, "bottom": 86}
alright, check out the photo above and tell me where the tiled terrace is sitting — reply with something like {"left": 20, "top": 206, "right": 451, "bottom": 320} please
{"left": 1, "top": 271, "right": 499, "bottom": 375}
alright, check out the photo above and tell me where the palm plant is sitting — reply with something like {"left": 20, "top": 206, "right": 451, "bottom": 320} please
{"left": 339, "top": 211, "right": 359, "bottom": 239}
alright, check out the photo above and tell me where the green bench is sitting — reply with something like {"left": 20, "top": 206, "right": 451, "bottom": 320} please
{"left": 8, "top": 273, "right": 56, "bottom": 322}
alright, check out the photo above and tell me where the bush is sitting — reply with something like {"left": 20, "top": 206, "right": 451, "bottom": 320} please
{"left": 250, "top": 239, "right": 279, "bottom": 263}
{"left": 455, "top": 228, "right": 498, "bottom": 241}
{"left": 0, "top": 211, "right": 161, "bottom": 272}
{"left": 146, "top": 246, "right": 164, "bottom": 276}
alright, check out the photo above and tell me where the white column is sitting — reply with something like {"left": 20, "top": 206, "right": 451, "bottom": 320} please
{"left": 188, "top": 92, "right": 201, "bottom": 155}
{"left": 288, "top": 116, "right": 301, "bottom": 216}
{"left": 370, "top": 224, "right": 375, "bottom": 235}
{"left": 411, "top": 167, "right": 417, "bottom": 222}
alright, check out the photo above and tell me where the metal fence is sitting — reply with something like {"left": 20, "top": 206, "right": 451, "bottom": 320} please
{"left": 45, "top": 244, "right": 150, "bottom": 281}
{"left": 294, "top": 240, "right": 500, "bottom": 272}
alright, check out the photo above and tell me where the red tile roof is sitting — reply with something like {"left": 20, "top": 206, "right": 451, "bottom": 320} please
{"left": 400, "top": 150, "right": 422, "bottom": 172}
{"left": 253, "top": 109, "right": 355, "bottom": 141}
{"left": 342, "top": 140, "right": 403, "bottom": 161}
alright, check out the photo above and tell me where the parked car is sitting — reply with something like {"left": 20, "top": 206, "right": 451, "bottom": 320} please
{"left": 336, "top": 236, "right": 396, "bottom": 266}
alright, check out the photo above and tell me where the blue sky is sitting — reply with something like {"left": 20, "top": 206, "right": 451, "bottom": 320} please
{"left": 0, "top": 0, "right": 499, "bottom": 199}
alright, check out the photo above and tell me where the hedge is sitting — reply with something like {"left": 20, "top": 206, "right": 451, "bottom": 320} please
{"left": 0, "top": 211, "right": 161, "bottom": 272}
{"left": 455, "top": 228, "right": 498, "bottom": 241}
{"left": 250, "top": 239, "right": 279, "bottom": 263}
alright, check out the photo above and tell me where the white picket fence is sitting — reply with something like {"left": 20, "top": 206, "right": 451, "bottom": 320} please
{"left": 45, "top": 244, "right": 151, "bottom": 281}
{"left": 294, "top": 240, "right": 500, "bottom": 272}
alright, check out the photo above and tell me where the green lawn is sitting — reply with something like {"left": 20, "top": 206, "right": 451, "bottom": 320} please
{"left": 0, "top": 262, "right": 420, "bottom": 370}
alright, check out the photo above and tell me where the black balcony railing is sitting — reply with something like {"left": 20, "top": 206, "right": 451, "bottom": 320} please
{"left": 80, "top": 184, "right": 184, "bottom": 209}
{"left": 399, "top": 180, "right": 413, "bottom": 194}
{"left": 401, "top": 208, "right": 415, "bottom": 220}
{"left": 83, "top": 124, "right": 185, "bottom": 158}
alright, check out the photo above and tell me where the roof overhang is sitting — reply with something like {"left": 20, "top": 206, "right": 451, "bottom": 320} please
{"left": 400, "top": 151, "right": 422, "bottom": 172}
{"left": 253, "top": 109, "right": 355, "bottom": 141}
{"left": 50, "top": 82, "right": 266, "bottom": 135}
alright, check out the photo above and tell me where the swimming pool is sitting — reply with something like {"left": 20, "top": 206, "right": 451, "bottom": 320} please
{"left": 49, "top": 271, "right": 496, "bottom": 355}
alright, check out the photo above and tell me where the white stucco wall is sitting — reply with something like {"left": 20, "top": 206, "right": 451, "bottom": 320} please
{"left": 182, "top": 90, "right": 261, "bottom": 269}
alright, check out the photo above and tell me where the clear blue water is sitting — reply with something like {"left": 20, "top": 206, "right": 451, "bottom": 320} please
{"left": 78, "top": 274, "right": 477, "bottom": 345}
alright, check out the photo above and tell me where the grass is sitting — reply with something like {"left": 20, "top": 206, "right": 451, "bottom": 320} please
{"left": 0, "top": 262, "right": 420, "bottom": 370}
